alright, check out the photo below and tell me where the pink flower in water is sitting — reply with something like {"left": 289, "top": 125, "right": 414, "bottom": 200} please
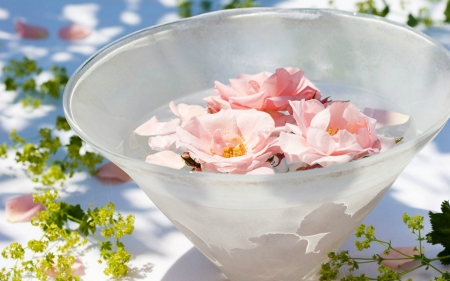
{"left": 176, "top": 109, "right": 278, "bottom": 174}
{"left": 380, "top": 246, "right": 421, "bottom": 271}
{"left": 15, "top": 20, "right": 48, "bottom": 40}
{"left": 204, "top": 67, "right": 321, "bottom": 115}
{"left": 5, "top": 194, "right": 45, "bottom": 223}
{"left": 96, "top": 162, "right": 132, "bottom": 184}
{"left": 58, "top": 24, "right": 91, "bottom": 41}
{"left": 279, "top": 100, "right": 395, "bottom": 168}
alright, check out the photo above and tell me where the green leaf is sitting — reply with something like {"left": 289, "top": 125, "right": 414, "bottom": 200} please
{"left": 3, "top": 77, "right": 18, "bottom": 91}
{"left": 177, "top": 1, "right": 192, "bottom": 18}
{"left": 407, "top": 13, "right": 419, "bottom": 27}
{"left": 445, "top": 0, "right": 450, "bottom": 23}
{"left": 427, "top": 200, "right": 450, "bottom": 265}
{"left": 67, "top": 204, "right": 86, "bottom": 222}
{"left": 56, "top": 116, "right": 71, "bottom": 131}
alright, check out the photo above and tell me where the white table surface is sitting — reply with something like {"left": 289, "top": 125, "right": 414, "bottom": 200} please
{"left": 0, "top": 1, "right": 450, "bottom": 280}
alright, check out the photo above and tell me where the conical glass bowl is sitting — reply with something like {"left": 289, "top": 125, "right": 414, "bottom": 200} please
{"left": 63, "top": 8, "right": 450, "bottom": 281}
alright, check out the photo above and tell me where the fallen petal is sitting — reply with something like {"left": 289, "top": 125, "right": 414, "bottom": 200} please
{"left": 96, "top": 162, "right": 132, "bottom": 184}
{"left": 58, "top": 24, "right": 91, "bottom": 41}
{"left": 5, "top": 194, "right": 45, "bottom": 223}
{"left": 45, "top": 257, "right": 85, "bottom": 278}
{"left": 15, "top": 19, "right": 48, "bottom": 40}
{"left": 380, "top": 246, "right": 421, "bottom": 271}
{"left": 363, "top": 108, "right": 410, "bottom": 129}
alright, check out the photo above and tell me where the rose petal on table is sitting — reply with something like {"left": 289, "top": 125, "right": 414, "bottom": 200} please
{"left": 5, "top": 194, "right": 45, "bottom": 223}
{"left": 363, "top": 108, "right": 410, "bottom": 129}
{"left": 46, "top": 257, "right": 85, "bottom": 277}
{"left": 96, "top": 162, "right": 132, "bottom": 184}
{"left": 380, "top": 246, "right": 420, "bottom": 271}
{"left": 58, "top": 24, "right": 91, "bottom": 41}
{"left": 15, "top": 19, "right": 48, "bottom": 39}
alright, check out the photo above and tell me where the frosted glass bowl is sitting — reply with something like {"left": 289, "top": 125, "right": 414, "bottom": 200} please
{"left": 63, "top": 8, "right": 450, "bottom": 281}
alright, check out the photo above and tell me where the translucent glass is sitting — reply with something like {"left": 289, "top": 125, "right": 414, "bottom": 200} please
{"left": 63, "top": 9, "right": 450, "bottom": 281}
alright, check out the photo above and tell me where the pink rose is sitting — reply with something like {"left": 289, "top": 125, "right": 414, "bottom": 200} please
{"left": 204, "top": 67, "right": 321, "bottom": 114}
{"left": 279, "top": 100, "right": 395, "bottom": 168}
{"left": 175, "top": 109, "right": 278, "bottom": 174}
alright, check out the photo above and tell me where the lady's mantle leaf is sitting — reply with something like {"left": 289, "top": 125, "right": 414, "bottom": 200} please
{"left": 427, "top": 200, "right": 450, "bottom": 265}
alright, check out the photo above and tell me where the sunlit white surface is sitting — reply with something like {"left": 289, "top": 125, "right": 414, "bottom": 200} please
{"left": 0, "top": 1, "right": 450, "bottom": 280}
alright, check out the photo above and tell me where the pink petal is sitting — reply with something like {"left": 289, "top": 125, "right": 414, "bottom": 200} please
{"left": 5, "top": 194, "right": 45, "bottom": 223}
{"left": 46, "top": 257, "right": 85, "bottom": 278}
{"left": 148, "top": 134, "right": 177, "bottom": 151}
{"left": 362, "top": 108, "right": 410, "bottom": 129}
{"left": 71, "top": 258, "right": 86, "bottom": 276}
{"left": 96, "top": 162, "right": 132, "bottom": 184}
{"left": 134, "top": 116, "right": 180, "bottom": 136}
{"left": 145, "top": 150, "right": 185, "bottom": 169}
{"left": 58, "top": 24, "right": 91, "bottom": 41}
{"left": 15, "top": 20, "right": 48, "bottom": 40}
{"left": 380, "top": 246, "right": 421, "bottom": 271}
{"left": 169, "top": 101, "right": 205, "bottom": 121}
{"left": 245, "top": 162, "right": 275, "bottom": 175}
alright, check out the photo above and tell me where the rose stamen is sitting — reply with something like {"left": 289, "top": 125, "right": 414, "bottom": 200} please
{"left": 223, "top": 144, "right": 247, "bottom": 158}
{"left": 327, "top": 127, "right": 339, "bottom": 136}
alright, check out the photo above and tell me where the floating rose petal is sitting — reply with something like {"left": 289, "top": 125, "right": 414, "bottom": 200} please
{"left": 45, "top": 257, "right": 85, "bottom": 277}
{"left": 169, "top": 101, "right": 206, "bottom": 121}
{"left": 15, "top": 20, "right": 48, "bottom": 40}
{"left": 380, "top": 246, "right": 421, "bottom": 271}
{"left": 149, "top": 134, "right": 177, "bottom": 151}
{"left": 145, "top": 150, "right": 185, "bottom": 169}
{"left": 5, "top": 194, "right": 45, "bottom": 223}
{"left": 58, "top": 24, "right": 91, "bottom": 41}
{"left": 134, "top": 116, "right": 180, "bottom": 136}
{"left": 96, "top": 162, "right": 132, "bottom": 184}
{"left": 362, "top": 108, "right": 410, "bottom": 129}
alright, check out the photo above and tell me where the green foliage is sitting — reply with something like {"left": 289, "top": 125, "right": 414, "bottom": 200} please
{"left": 8, "top": 115, "right": 103, "bottom": 186}
{"left": 320, "top": 207, "right": 450, "bottom": 280}
{"left": 427, "top": 201, "right": 450, "bottom": 265}
{"left": 2, "top": 57, "right": 68, "bottom": 108}
{"left": 223, "top": 0, "right": 256, "bottom": 9}
{"left": 355, "top": 0, "right": 390, "bottom": 17}
{"left": 1, "top": 58, "right": 135, "bottom": 280}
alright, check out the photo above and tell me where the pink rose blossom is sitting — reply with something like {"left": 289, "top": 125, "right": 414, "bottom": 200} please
{"left": 58, "top": 24, "right": 91, "bottom": 41}
{"left": 176, "top": 109, "right": 278, "bottom": 174}
{"left": 5, "top": 194, "right": 45, "bottom": 223}
{"left": 380, "top": 246, "right": 421, "bottom": 271}
{"left": 15, "top": 20, "right": 48, "bottom": 40}
{"left": 279, "top": 100, "right": 395, "bottom": 167}
{"left": 204, "top": 67, "right": 321, "bottom": 115}
{"left": 96, "top": 162, "right": 132, "bottom": 184}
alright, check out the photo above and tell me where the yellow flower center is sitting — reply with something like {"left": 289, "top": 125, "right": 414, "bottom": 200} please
{"left": 223, "top": 143, "right": 247, "bottom": 158}
{"left": 327, "top": 127, "right": 339, "bottom": 136}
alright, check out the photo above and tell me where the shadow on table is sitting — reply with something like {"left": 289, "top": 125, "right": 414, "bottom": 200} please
{"left": 162, "top": 247, "right": 228, "bottom": 281}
